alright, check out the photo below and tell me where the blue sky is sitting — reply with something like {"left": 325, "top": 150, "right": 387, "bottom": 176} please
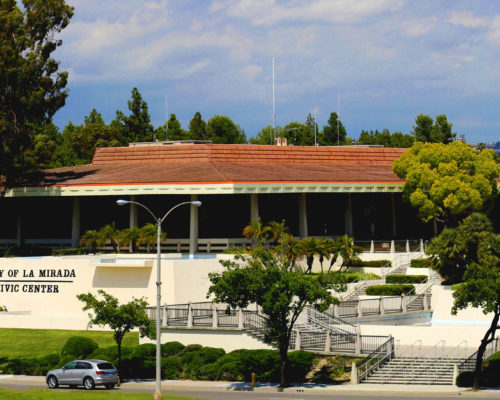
{"left": 52, "top": 0, "right": 500, "bottom": 144}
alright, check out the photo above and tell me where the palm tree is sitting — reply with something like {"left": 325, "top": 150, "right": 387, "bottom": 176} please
{"left": 280, "top": 233, "right": 302, "bottom": 271}
{"left": 337, "top": 234, "right": 361, "bottom": 271}
{"left": 139, "top": 223, "right": 157, "bottom": 253}
{"left": 297, "top": 237, "right": 330, "bottom": 274}
{"left": 119, "top": 227, "right": 141, "bottom": 253}
{"left": 99, "top": 222, "right": 120, "bottom": 253}
{"left": 265, "top": 220, "right": 289, "bottom": 244}
{"left": 80, "top": 230, "right": 104, "bottom": 253}
{"left": 243, "top": 218, "right": 270, "bottom": 246}
{"left": 323, "top": 237, "right": 343, "bottom": 273}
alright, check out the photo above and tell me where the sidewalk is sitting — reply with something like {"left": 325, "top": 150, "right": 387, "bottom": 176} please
{"left": 1, "top": 375, "right": 499, "bottom": 397}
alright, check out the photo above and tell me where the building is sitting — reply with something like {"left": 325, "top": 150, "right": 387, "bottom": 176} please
{"left": 1, "top": 142, "right": 499, "bottom": 252}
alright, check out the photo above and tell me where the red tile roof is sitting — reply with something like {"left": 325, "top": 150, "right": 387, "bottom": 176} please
{"left": 37, "top": 144, "right": 408, "bottom": 186}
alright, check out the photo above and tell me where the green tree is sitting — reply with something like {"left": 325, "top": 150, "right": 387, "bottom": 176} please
{"left": 427, "top": 213, "right": 495, "bottom": 284}
{"left": 428, "top": 214, "right": 500, "bottom": 388}
{"left": 282, "top": 122, "right": 308, "bottom": 146}
{"left": 392, "top": 141, "right": 499, "bottom": 225}
{"left": 119, "top": 227, "right": 141, "bottom": 253}
{"left": 77, "top": 290, "right": 154, "bottom": 371}
{"left": 242, "top": 219, "right": 270, "bottom": 246}
{"left": 207, "top": 249, "right": 340, "bottom": 387}
{"left": 80, "top": 230, "right": 104, "bottom": 253}
{"left": 166, "top": 113, "right": 188, "bottom": 141}
{"left": 114, "top": 88, "right": 154, "bottom": 144}
{"left": 206, "top": 115, "right": 246, "bottom": 144}
{"left": 57, "top": 109, "right": 121, "bottom": 166}
{"left": 320, "top": 112, "right": 347, "bottom": 145}
{"left": 412, "top": 114, "right": 456, "bottom": 143}
{"left": 99, "top": 222, "right": 120, "bottom": 253}
{"left": 390, "top": 131, "right": 414, "bottom": 148}
{"left": 412, "top": 114, "right": 434, "bottom": 142}
{"left": 188, "top": 112, "right": 207, "bottom": 140}
{"left": 336, "top": 234, "right": 361, "bottom": 271}
{"left": 297, "top": 237, "right": 330, "bottom": 273}
{"left": 0, "top": 0, "right": 73, "bottom": 192}
{"left": 138, "top": 223, "right": 165, "bottom": 253}
{"left": 250, "top": 125, "right": 278, "bottom": 145}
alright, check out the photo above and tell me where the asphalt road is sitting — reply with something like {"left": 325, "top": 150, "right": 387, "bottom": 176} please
{"left": 0, "top": 380, "right": 498, "bottom": 400}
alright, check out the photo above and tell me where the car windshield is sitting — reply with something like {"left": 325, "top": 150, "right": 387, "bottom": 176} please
{"left": 97, "top": 362, "right": 115, "bottom": 370}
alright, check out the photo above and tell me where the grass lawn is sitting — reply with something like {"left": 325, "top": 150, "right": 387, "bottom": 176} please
{"left": 0, "top": 388, "right": 202, "bottom": 400}
{"left": 0, "top": 328, "right": 139, "bottom": 357}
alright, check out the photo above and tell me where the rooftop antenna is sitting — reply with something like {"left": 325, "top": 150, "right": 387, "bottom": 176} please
{"left": 313, "top": 93, "right": 317, "bottom": 146}
{"left": 272, "top": 56, "right": 276, "bottom": 144}
{"left": 337, "top": 94, "right": 340, "bottom": 146}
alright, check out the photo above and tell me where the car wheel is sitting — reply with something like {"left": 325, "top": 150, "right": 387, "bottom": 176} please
{"left": 105, "top": 383, "right": 115, "bottom": 389}
{"left": 83, "top": 377, "right": 95, "bottom": 390}
{"left": 47, "top": 375, "right": 58, "bottom": 389}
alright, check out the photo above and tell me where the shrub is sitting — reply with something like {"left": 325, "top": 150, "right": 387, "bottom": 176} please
{"left": 288, "top": 351, "right": 315, "bottom": 382}
{"left": 88, "top": 345, "right": 132, "bottom": 362}
{"left": 61, "top": 336, "right": 98, "bottom": 359}
{"left": 0, "top": 306, "right": 7, "bottom": 312}
{"left": 365, "top": 284, "right": 415, "bottom": 296}
{"left": 52, "top": 247, "right": 86, "bottom": 256}
{"left": 342, "top": 272, "right": 381, "bottom": 282}
{"left": 346, "top": 260, "right": 391, "bottom": 268}
{"left": 131, "top": 343, "right": 156, "bottom": 359}
{"left": 161, "top": 341, "right": 185, "bottom": 357}
{"left": 3, "top": 245, "right": 52, "bottom": 257}
{"left": 385, "top": 275, "right": 427, "bottom": 284}
{"left": 456, "top": 371, "right": 474, "bottom": 387}
{"left": 162, "top": 356, "right": 182, "bottom": 379}
{"left": 410, "top": 258, "right": 433, "bottom": 268}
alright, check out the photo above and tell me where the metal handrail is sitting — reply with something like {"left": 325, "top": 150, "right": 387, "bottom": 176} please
{"left": 458, "top": 338, "right": 498, "bottom": 373}
{"left": 357, "top": 336, "right": 394, "bottom": 382}
{"left": 305, "top": 304, "right": 356, "bottom": 335}
{"left": 441, "top": 340, "right": 468, "bottom": 359}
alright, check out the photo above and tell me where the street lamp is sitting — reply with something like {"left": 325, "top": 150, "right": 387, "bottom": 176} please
{"left": 116, "top": 198, "right": 201, "bottom": 400}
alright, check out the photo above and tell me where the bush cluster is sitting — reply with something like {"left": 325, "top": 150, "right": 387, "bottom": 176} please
{"left": 52, "top": 248, "right": 87, "bottom": 256}
{"left": 365, "top": 285, "right": 415, "bottom": 296}
{"left": 2, "top": 245, "right": 52, "bottom": 257}
{"left": 410, "top": 258, "right": 433, "bottom": 268}
{"left": 456, "top": 352, "right": 500, "bottom": 387}
{"left": 385, "top": 275, "right": 427, "bottom": 284}
{"left": 346, "top": 260, "right": 391, "bottom": 268}
{"left": 343, "top": 272, "right": 381, "bottom": 282}
{"left": 0, "top": 337, "right": 315, "bottom": 383}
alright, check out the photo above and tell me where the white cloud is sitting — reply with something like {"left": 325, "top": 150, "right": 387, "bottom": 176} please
{"left": 404, "top": 17, "right": 437, "bottom": 37}
{"left": 242, "top": 65, "right": 263, "bottom": 80}
{"left": 447, "top": 11, "right": 489, "bottom": 28}
{"left": 210, "top": 0, "right": 404, "bottom": 26}
{"left": 489, "top": 16, "right": 500, "bottom": 45}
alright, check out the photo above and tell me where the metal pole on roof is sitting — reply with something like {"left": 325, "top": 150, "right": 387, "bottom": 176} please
{"left": 337, "top": 94, "right": 340, "bottom": 146}
{"left": 272, "top": 56, "right": 276, "bottom": 144}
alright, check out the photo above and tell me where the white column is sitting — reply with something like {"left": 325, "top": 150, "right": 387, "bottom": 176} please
{"left": 16, "top": 215, "right": 22, "bottom": 247}
{"left": 250, "top": 194, "right": 259, "bottom": 223}
{"left": 391, "top": 193, "right": 397, "bottom": 238}
{"left": 390, "top": 240, "right": 395, "bottom": 253}
{"left": 298, "top": 193, "right": 308, "bottom": 238}
{"left": 71, "top": 197, "right": 80, "bottom": 248}
{"left": 345, "top": 193, "right": 353, "bottom": 236}
{"left": 295, "top": 330, "right": 301, "bottom": 350}
{"left": 129, "top": 195, "right": 138, "bottom": 228}
{"left": 189, "top": 194, "right": 199, "bottom": 254}
{"left": 187, "top": 302, "right": 193, "bottom": 328}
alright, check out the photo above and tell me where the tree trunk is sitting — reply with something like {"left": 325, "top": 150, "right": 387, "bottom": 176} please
{"left": 473, "top": 310, "right": 499, "bottom": 390}
{"left": 279, "top": 345, "right": 289, "bottom": 388}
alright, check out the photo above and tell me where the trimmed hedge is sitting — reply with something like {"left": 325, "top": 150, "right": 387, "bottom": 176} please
{"left": 343, "top": 272, "right": 381, "bottom": 283}
{"left": 61, "top": 336, "right": 98, "bottom": 359}
{"left": 410, "top": 258, "right": 433, "bottom": 268}
{"left": 365, "top": 284, "right": 415, "bottom": 296}
{"left": 0, "top": 340, "right": 315, "bottom": 383}
{"left": 52, "top": 247, "right": 87, "bottom": 256}
{"left": 385, "top": 275, "right": 427, "bottom": 284}
{"left": 346, "top": 260, "right": 391, "bottom": 268}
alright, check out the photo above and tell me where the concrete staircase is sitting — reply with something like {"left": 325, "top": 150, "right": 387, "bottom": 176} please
{"left": 362, "top": 357, "right": 461, "bottom": 385}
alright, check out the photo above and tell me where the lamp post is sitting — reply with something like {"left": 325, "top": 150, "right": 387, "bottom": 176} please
{"left": 116, "top": 199, "right": 201, "bottom": 400}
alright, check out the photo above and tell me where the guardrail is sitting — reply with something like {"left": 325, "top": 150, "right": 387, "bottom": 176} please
{"left": 357, "top": 335, "right": 395, "bottom": 382}
{"left": 458, "top": 339, "right": 498, "bottom": 373}
{"left": 149, "top": 301, "right": 390, "bottom": 356}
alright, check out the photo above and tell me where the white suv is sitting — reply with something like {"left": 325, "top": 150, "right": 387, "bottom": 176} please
{"left": 46, "top": 359, "right": 118, "bottom": 390}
